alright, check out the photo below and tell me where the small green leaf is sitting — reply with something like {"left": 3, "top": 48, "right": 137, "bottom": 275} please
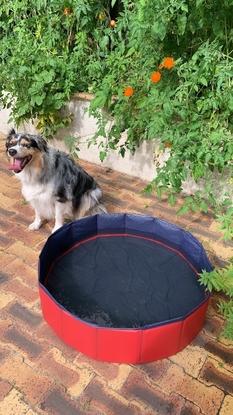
{"left": 17, "top": 104, "right": 30, "bottom": 116}
{"left": 152, "top": 21, "right": 166, "bottom": 40}
{"left": 99, "top": 150, "right": 107, "bottom": 162}
{"left": 91, "top": 92, "right": 108, "bottom": 110}
{"left": 31, "top": 95, "right": 44, "bottom": 106}
{"left": 119, "top": 147, "right": 126, "bottom": 157}
{"left": 177, "top": 205, "right": 190, "bottom": 215}
{"left": 200, "top": 77, "right": 208, "bottom": 86}
{"left": 100, "top": 36, "right": 109, "bottom": 50}
{"left": 177, "top": 14, "right": 187, "bottom": 35}
{"left": 168, "top": 193, "right": 176, "bottom": 206}
{"left": 200, "top": 201, "right": 209, "bottom": 213}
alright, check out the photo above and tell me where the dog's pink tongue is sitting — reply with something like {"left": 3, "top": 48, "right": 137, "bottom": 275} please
{"left": 9, "top": 158, "right": 22, "bottom": 173}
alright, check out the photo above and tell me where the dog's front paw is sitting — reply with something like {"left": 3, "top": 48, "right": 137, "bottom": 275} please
{"left": 28, "top": 221, "right": 42, "bottom": 231}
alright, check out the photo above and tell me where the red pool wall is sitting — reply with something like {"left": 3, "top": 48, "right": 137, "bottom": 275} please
{"left": 39, "top": 286, "right": 209, "bottom": 364}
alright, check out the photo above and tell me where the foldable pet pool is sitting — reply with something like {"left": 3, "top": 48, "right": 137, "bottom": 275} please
{"left": 39, "top": 213, "right": 212, "bottom": 363}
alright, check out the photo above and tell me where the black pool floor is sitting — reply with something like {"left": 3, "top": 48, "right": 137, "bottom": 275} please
{"left": 46, "top": 235, "right": 206, "bottom": 328}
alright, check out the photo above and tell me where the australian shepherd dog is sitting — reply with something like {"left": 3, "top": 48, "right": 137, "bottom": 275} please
{"left": 6, "top": 129, "right": 106, "bottom": 233}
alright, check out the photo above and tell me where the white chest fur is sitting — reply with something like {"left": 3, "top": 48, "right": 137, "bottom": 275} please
{"left": 16, "top": 169, "right": 56, "bottom": 220}
{"left": 22, "top": 181, "right": 55, "bottom": 220}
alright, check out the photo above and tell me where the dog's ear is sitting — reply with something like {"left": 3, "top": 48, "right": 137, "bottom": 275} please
{"left": 6, "top": 128, "right": 16, "bottom": 141}
{"left": 6, "top": 128, "right": 16, "bottom": 148}
{"left": 33, "top": 135, "right": 48, "bottom": 152}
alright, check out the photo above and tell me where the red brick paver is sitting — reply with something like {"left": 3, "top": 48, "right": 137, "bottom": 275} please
{"left": 0, "top": 133, "right": 232, "bottom": 414}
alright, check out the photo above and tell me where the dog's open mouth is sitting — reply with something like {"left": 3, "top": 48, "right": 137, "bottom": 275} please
{"left": 9, "top": 156, "right": 32, "bottom": 173}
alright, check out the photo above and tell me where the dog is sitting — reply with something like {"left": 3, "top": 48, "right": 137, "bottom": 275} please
{"left": 6, "top": 129, "right": 106, "bottom": 233}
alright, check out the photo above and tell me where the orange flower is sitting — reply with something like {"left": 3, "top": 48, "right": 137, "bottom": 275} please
{"left": 124, "top": 86, "right": 134, "bottom": 97}
{"left": 162, "top": 57, "right": 175, "bottom": 69}
{"left": 151, "top": 71, "right": 161, "bottom": 83}
{"left": 164, "top": 141, "right": 172, "bottom": 148}
{"left": 63, "top": 7, "right": 72, "bottom": 16}
{"left": 109, "top": 19, "right": 116, "bottom": 28}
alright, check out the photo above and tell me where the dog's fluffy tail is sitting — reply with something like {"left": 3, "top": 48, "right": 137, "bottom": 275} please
{"left": 90, "top": 187, "right": 107, "bottom": 215}
{"left": 90, "top": 203, "right": 107, "bottom": 215}
{"left": 77, "top": 187, "right": 107, "bottom": 218}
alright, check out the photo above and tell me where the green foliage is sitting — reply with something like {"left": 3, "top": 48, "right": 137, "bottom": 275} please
{"left": 87, "top": 1, "right": 233, "bottom": 239}
{"left": 0, "top": 0, "right": 232, "bottom": 239}
{"left": 0, "top": 0, "right": 113, "bottom": 136}
{"left": 200, "top": 261, "right": 233, "bottom": 339}
{"left": 219, "top": 299, "right": 233, "bottom": 339}
{"left": 63, "top": 134, "right": 80, "bottom": 157}
{"left": 200, "top": 262, "right": 233, "bottom": 295}
{"left": 217, "top": 204, "right": 233, "bottom": 241}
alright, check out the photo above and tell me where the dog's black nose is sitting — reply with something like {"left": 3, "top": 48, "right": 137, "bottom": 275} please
{"left": 9, "top": 148, "right": 17, "bottom": 156}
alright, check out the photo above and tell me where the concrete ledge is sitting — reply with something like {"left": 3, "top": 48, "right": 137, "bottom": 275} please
{"left": 0, "top": 98, "right": 158, "bottom": 181}
{"left": 0, "top": 97, "right": 232, "bottom": 199}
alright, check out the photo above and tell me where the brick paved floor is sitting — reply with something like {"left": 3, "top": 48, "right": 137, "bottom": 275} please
{"left": 0, "top": 133, "right": 233, "bottom": 415}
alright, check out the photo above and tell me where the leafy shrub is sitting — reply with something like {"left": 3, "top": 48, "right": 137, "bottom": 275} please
{"left": 200, "top": 261, "right": 233, "bottom": 339}
{"left": 88, "top": 0, "right": 233, "bottom": 238}
{"left": 0, "top": 0, "right": 114, "bottom": 135}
